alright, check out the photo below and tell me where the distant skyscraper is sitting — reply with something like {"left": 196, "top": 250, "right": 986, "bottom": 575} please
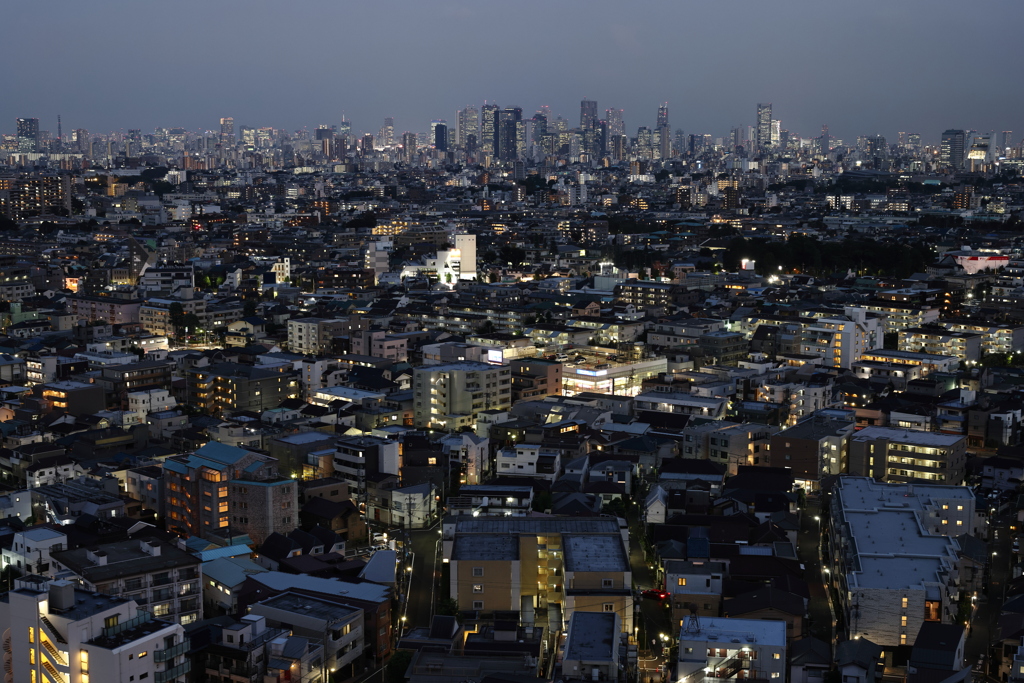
{"left": 657, "top": 103, "right": 669, "bottom": 129}
{"left": 605, "top": 108, "right": 624, "bottom": 138}
{"left": 656, "top": 103, "right": 670, "bottom": 159}
{"left": 381, "top": 117, "right": 395, "bottom": 147}
{"left": 756, "top": 103, "right": 772, "bottom": 150}
{"left": 941, "top": 129, "right": 966, "bottom": 169}
{"left": 457, "top": 106, "right": 479, "bottom": 150}
{"left": 219, "top": 117, "right": 235, "bottom": 147}
{"left": 401, "top": 132, "right": 416, "bottom": 164}
{"left": 431, "top": 120, "right": 449, "bottom": 152}
{"left": 497, "top": 107, "right": 522, "bottom": 161}
{"left": 1001, "top": 131, "right": 1013, "bottom": 152}
{"left": 580, "top": 99, "right": 598, "bottom": 130}
{"left": 16, "top": 117, "right": 38, "bottom": 153}
{"left": 907, "top": 133, "right": 921, "bottom": 149}
{"left": 480, "top": 103, "right": 499, "bottom": 157}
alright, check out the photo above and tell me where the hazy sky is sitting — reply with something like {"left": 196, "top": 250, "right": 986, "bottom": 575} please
{"left": 3, "top": 0, "right": 1022, "bottom": 145}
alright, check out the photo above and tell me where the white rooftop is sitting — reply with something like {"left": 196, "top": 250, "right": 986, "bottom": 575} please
{"left": 677, "top": 617, "right": 787, "bottom": 648}
{"left": 851, "top": 426, "right": 964, "bottom": 447}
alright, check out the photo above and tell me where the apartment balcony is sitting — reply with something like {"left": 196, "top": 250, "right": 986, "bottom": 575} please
{"left": 155, "top": 639, "right": 189, "bottom": 663}
{"left": 155, "top": 660, "right": 191, "bottom": 683}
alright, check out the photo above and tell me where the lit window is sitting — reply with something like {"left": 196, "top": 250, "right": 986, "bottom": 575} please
{"left": 678, "top": 578, "right": 686, "bottom": 586}
{"left": 901, "top": 597, "right": 908, "bottom": 608}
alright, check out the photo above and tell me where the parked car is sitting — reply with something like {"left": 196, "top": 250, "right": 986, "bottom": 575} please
{"left": 641, "top": 589, "right": 669, "bottom": 600}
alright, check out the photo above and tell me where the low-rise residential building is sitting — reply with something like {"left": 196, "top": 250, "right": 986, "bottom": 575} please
{"left": 0, "top": 576, "right": 190, "bottom": 683}
{"left": 827, "top": 477, "right": 967, "bottom": 647}
{"left": 413, "top": 361, "right": 512, "bottom": 430}
{"left": 665, "top": 560, "right": 726, "bottom": 625}
{"left": 848, "top": 426, "right": 968, "bottom": 485}
{"left": 770, "top": 409, "right": 856, "bottom": 490}
{"left": 163, "top": 441, "right": 297, "bottom": 544}
{"left": 247, "top": 591, "right": 364, "bottom": 679}
{"left": 53, "top": 538, "right": 203, "bottom": 625}
{"left": 675, "top": 616, "right": 788, "bottom": 683}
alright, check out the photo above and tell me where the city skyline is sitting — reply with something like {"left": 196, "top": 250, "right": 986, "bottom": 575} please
{"left": 2, "top": 0, "right": 1022, "bottom": 144}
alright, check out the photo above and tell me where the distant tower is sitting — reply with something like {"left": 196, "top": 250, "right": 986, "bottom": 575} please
{"left": 431, "top": 120, "right": 449, "bottom": 152}
{"left": 480, "top": 103, "right": 499, "bottom": 157}
{"left": 605, "top": 108, "right": 624, "bottom": 137}
{"left": 657, "top": 103, "right": 670, "bottom": 159}
{"left": 16, "top": 117, "right": 39, "bottom": 152}
{"left": 402, "top": 131, "right": 417, "bottom": 165}
{"left": 941, "top": 129, "right": 966, "bottom": 169}
{"left": 382, "top": 117, "right": 395, "bottom": 147}
{"left": 219, "top": 117, "right": 235, "bottom": 147}
{"left": 457, "top": 106, "right": 479, "bottom": 150}
{"left": 756, "top": 103, "right": 772, "bottom": 150}
{"left": 580, "top": 98, "right": 598, "bottom": 130}
{"left": 1001, "top": 131, "right": 1013, "bottom": 153}
{"left": 57, "top": 115, "right": 63, "bottom": 152}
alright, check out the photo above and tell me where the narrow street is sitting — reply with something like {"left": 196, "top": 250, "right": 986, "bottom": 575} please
{"left": 967, "top": 510, "right": 1013, "bottom": 679}
{"left": 628, "top": 505, "right": 673, "bottom": 682}
{"left": 796, "top": 497, "right": 836, "bottom": 646}
{"left": 406, "top": 524, "right": 441, "bottom": 628}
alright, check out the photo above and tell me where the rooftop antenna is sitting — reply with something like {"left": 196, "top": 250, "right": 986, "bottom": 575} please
{"left": 683, "top": 604, "right": 701, "bottom": 635}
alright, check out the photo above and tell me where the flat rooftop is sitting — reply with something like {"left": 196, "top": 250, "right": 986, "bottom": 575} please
{"left": 452, "top": 535, "right": 519, "bottom": 562}
{"left": 677, "top": 617, "right": 787, "bottom": 648}
{"left": 851, "top": 426, "right": 964, "bottom": 447}
{"left": 565, "top": 611, "right": 617, "bottom": 662}
{"left": 563, "top": 535, "right": 629, "bottom": 573}
{"left": 453, "top": 516, "right": 621, "bottom": 535}
{"left": 256, "top": 591, "right": 360, "bottom": 624}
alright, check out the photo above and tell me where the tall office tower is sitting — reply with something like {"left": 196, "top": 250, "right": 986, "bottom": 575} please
{"left": 402, "top": 132, "right": 417, "bottom": 164}
{"left": 756, "top": 103, "right": 772, "bottom": 150}
{"left": 431, "top": 120, "right": 449, "bottom": 151}
{"left": 819, "top": 125, "right": 831, "bottom": 154}
{"left": 580, "top": 98, "right": 598, "bottom": 130}
{"left": 457, "top": 106, "right": 479, "bottom": 149}
{"left": 940, "top": 129, "right": 966, "bottom": 169}
{"left": 605, "top": 108, "right": 625, "bottom": 137}
{"left": 338, "top": 117, "right": 351, "bottom": 137}
{"left": 656, "top": 103, "right": 671, "bottom": 159}
{"left": 531, "top": 112, "right": 548, "bottom": 143}
{"left": 538, "top": 105, "right": 551, "bottom": 121}
{"left": 219, "top": 117, "right": 235, "bottom": 147}
{"left": 907, "top": 133, "right": 921, "bottom": 149}
{"left": 771, "top": 120, "right": 781, "bottom": 146}
{"left": 674, "top": 129, "right": 685, "bottom": 155}
{"left": 897, "top": 132, "right": 907, "bottom": 147}
{"left": 731, "top": 127, "right": 743, "bottom": 150}
{"left": 497, "top": 107, "right": 522, "bottom": 161}
{"left": 1001, "top": 131, "right": 1013, "bottom": 152}
{"left": 72, "top": 128, "right": 89, "bottom": 153}
{"left": 16, "top": 117, "right": 39, "bottom": 152}
{"left": 381, "top": 117, "right": 395, "bottom": 147}
{"left": 865, "top": 135, "right": 889, "bottom": 167}
{"left": 480, "top": 103, "right": 499, "bottom": 157}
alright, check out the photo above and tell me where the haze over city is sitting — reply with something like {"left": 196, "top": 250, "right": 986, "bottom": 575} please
{"left": 3, "top": 0, "right": 1023, "bottom": 142}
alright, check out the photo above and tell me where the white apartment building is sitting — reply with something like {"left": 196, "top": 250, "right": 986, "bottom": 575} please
{"left": 0, "top": 576, "right": 190, "bottom": 683}
{"left": 286, "top": 318, "right": 348, "bottom": 355}
{"left": 828, "top": 477, "right": 966, "bottom": 647}
{"left": 496, "top": 443, "right": 562, "bottom": 482}
{"left": 413, "top": 362, "right": 512, "bottom": 430}
{"left": 676, "top": 616, "right": 787, "bottom": 683}
{"left": 634, "top": 391, "right": 728, "bottom": 420}
{"left": 800, "top": 307, "right": 881, "bottom": 369}
{"left": 127, "top": 388, "right": 177, "bottom": 422}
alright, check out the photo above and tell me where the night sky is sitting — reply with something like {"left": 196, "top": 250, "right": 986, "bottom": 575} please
{"left": 3, "top": 0, "right": 1022, "bottom": 144}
